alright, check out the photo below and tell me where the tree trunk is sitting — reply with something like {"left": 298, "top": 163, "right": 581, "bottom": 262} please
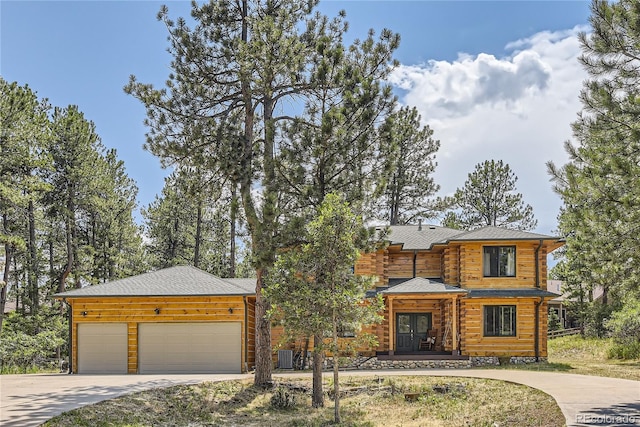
{"left": 229, "top": 186, "right": 237, "bottom": 278}
{"left": 332, "top": 309, "right": 340, "bottom": 423}
{"left": 0, "top": 237, "right": 13, "bottom": 333}
{"left": 312, "top": 334, "right": 325, "bottom": 408}
{"left": 254, "top": 269, "right": 272, "bottom": 386}
{"left": 58, "top": 212, "right": 74, "bottom": 293}
{"left": 194, "top": 198, "right": 202, "bottom": 268}
{"left": 27, "top": 199, "right": 39, "bottom": 314}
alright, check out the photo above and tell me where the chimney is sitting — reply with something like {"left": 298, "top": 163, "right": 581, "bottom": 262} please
{"left": 418, "top": 219, "right": 422, "bottom": 231}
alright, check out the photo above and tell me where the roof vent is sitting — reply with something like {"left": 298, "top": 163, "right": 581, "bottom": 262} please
{"left": 418, "top": 219, "right": 422, "bottom": 231}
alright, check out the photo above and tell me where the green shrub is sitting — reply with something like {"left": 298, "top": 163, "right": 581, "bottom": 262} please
{"left": 605, "top": 298, "right": 640, "bottom": 360}
{"left": 548, "top": 309, "right": 561, "bottom": 332}
{"left": 0, "top": 306, "right": 67, "bottom": 373}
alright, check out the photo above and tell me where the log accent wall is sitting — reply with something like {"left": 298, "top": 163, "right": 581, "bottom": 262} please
{"left": 68, "top": 295, "right": 247, "bottom": 374}
{"left": 442, "top": 246, "right": 460, "bottom": 285}
{"left": 246, "top": 296, "right": 256, "bottom": 369}
{"left": 458, "top": 241, "right": 546, "bottom": 288}
{"left": 355, "top": 249, "right": 388, "bottom": 286}
{"left": 460, "top": 298, "right": 548, "bottom": 357}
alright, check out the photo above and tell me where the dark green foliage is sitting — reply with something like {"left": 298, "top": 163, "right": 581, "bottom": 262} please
{"left": 265, "top": 193, "right": 384, "bottom": 421}
{"left": 1, "top": 79, "right": 145, "bottom": 352}
{"left": 548, "top": 309, "right": 561, "bottom": 332}
{"left": 606, "top": 299, "right": 640, "bottom": 359}
{"left": 0, "top": 305, "right": 67, "bottom": 373}
{"left": 378, "top": 106, "right": 440, "bottom": 225}
{"left": 442, "top": 160, "right": 537, "bottom": 230}
{"left": 143, "top": 168, "right": 236, "bottom": 277}
{"left": 125, "top": 0, "right": 401, "bottom": 386}
{"left": 548, "top": 0, "right": 640, "bottom": 334}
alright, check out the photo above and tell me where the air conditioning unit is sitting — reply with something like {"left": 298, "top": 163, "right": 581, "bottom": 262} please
{"left": 277, "top": 349, "right": 293, "bottom": 369}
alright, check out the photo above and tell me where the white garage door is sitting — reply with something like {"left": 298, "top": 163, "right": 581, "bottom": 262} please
{"left": 138, "top": 323, "right": 241, "bottom": 374}
{"left": 77, "top": 323, "right": 128, "bottom": 374}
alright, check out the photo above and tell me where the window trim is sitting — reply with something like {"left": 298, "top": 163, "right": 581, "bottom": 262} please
{"left": 483, "top": 305, "right": 517, "bottom": 337}
{"left": 483, "top": 245, "right": 516, "bottom": 277}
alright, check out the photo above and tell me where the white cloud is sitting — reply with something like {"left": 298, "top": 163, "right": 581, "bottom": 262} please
{"left": 389, "top": 26, "right": 588, "bottom": 234}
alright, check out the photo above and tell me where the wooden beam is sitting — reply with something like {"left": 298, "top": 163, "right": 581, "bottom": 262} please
{"left": 389, "top": 297, "right": 395, "bottom": 355}
{"left": 452, "top": 295, "right": 458, "bottom": 352}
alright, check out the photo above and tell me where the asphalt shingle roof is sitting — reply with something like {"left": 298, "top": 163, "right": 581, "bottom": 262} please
{"left": 223, "top": 278, "right": 257, "bottom": 293}
{"left": 449, "top": 226, "right": 556, "bottom": 242}
{"left": 466, "top": 288, "right": 560, "bottom": 298}
{"left": 386, "top": 225, "right": 560, "bottom": 250}
{"left": 386, "top": 225, "right": 462, "bottom": 250}
{"left": 54, "top": 266, "right": 254, "bottom": 298}
{"left": 381, "top": 277, "right": 468, "bottom": 295}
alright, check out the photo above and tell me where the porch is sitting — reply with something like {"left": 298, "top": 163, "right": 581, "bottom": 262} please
{"left": 379, "top": 278, "right": 468, "bottom": 356}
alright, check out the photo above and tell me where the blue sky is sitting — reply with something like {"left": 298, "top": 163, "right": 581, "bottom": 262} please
{"left": 1, "top": 1, "right": 592, "bottom": 234}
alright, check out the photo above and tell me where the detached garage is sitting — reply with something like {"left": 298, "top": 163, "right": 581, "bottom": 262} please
{"left": 55, "top": 266, "right": 256, "bottom": 374}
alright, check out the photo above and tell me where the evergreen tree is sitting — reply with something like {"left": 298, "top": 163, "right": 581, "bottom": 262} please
{"left": 126, "top": 0, "right": 398, "bottom": 385}
{"left": 548, "top": 0, "right": 640, "bottom": 333}
{"left": 442, "top": 159, "right": 537, "bottom": 231}
{"left": 143, "top": 168, "right": 234, "bottom": 277}
{"left": 0, "top": 78, "right": 51, "bottom": 326}
{"left": 378, "top": 106, "right": 440, "bottom": 225}
{"left": 265, "top": 193, "right": 383, "bottom": 417}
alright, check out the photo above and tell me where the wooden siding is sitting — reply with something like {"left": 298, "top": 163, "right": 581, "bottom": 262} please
{"left": 458, "top": 241, "right": 544, "bottom": 288}
{"left": 246, "top": 297, "right": 256, "bottom": 369}
{"left": 355, "top": 249, "right": 387, "bottom": 286}
{"left": 442, "top": 246, "right": 460, "bottom": 285}
{"left": 68, "top": 296, "right": 247, "bottom": 374}
{"left": 460, "top": 298, "right": 548, "bottom": 357}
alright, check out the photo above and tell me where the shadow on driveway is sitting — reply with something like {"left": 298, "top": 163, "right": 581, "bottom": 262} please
{"left": 0, "top": 373, "right": 249, "bottom": 427}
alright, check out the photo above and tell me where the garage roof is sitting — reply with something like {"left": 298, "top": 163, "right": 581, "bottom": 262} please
{"left": 54, "top": 266, "right": 255, "bottom": 297}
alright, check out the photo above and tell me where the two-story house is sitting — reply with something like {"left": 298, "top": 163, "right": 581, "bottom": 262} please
{"left": 54, "top": 224, "right": 563, "bottom": 374}
{"left": 354, "top": 224, "right": 564, "bottom": 365}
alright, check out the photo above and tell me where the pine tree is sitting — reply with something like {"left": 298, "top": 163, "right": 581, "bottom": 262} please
{"left": 265, "top": 193, "right": 382, "bottom": 417}
{"left": 443, "top": 159, "right": 537, "bottom": 230}
{"left": 548, "top": 0, "right": 640, "bottom": 330}
{"left": 126, "top": 0, "right": 399, "bottom": 385}
{"left": 378, "top": 106, "right": 440, "bottom": 225}
{"left": 0, "top": 78, "right": 51, "bottom": 326}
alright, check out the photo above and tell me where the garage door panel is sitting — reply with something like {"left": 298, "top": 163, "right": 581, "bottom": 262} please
{"left": 138, "top": 323, "right": 240, "bottom": 374}
{"left": 77, "top": 323, "right": 127, "bottom": 374}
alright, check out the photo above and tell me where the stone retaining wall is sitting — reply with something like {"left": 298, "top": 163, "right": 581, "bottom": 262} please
{"left": 316, "top": 355, "right": 548, "bottom": 370}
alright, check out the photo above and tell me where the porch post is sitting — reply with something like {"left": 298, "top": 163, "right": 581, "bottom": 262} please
{"left": 388, "top": 296, "right": 394, "bottom": 355}
{"left": 452, "top": 295, "right": 458, "bottom": 353}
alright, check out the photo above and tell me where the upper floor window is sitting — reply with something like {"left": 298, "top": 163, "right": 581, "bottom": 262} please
{"left": 483, "top": 246, "right": 516, "bottom": 277}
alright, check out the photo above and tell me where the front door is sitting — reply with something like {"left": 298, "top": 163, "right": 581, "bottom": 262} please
{"left": 396, "top": 313, "right": 432, "bottom": 352}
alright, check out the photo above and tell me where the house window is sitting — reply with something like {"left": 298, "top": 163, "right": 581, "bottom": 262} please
{"left": 484, "top": 305, "right": 517, "bottom": 336}
{"left": 483, "top": 246, "right": 516, "bottom": 277}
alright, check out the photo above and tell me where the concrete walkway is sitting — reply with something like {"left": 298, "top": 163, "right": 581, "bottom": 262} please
{"left": 1, "top": 370, "right": 638, "bottom": 426}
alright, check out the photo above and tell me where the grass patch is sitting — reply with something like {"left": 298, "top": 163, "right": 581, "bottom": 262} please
{"left": 548, "top": 335, "right": 640, "bottom": 381}
{"left": 490, "top": 335, "right": 640, "bottom": 380}
{"left": 43, "top": 376, "right": 563, "bottom": 427}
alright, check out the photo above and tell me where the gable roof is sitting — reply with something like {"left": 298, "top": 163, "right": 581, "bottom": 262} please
{"left": 449, "top": 226, "right": 557, "bottom": 242}
{"left": 381, "top": 277, "right": 468, "bottom": 295}
{"left": 466, "top": 288, "right": 560, "bottom": 299}
{"left": 386, "top": 225, "right": 561, "bottom": 250}
{"left": 53, "top": 266, "right": 254, "bottom": 298}
{"left": 387, "top": 225, "right": 462, "bottom": 250}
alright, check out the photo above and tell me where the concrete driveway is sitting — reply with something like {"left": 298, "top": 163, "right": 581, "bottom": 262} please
{"left": 1, "top": 370, "right": 638, "bottom": 426}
